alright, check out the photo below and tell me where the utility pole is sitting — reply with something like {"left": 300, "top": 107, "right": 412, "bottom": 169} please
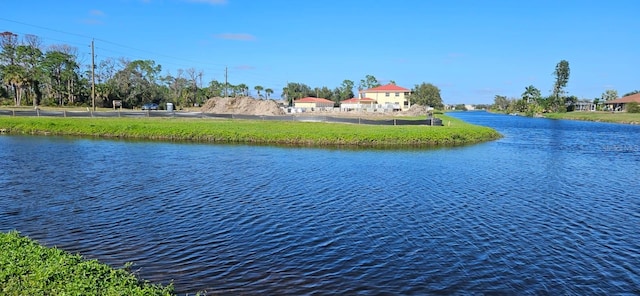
{"left": 91, "top": 39, "right": 96, "bottom": 111}
{"left": 224, "top": 66, "right": 228, "bottom": 98}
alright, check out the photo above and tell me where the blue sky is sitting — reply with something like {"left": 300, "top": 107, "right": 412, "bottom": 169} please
{"left": 1, "top": 0, "right": 638, "bottom": 104}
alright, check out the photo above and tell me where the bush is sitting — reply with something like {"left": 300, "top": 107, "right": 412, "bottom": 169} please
{"left": 0, "top": 231, "right": 173, "bottom": 295}
{"left": 626, "top": 102, "right": 640, "bottom": 113}
{"left": 0, "top": 98, "right": 13, "bottom": 106}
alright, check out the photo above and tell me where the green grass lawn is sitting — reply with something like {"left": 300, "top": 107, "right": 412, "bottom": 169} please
{"left": 544, "top": 111, "right": 640, "bottom": 124}
{"left": 0, "top": 231, "right": 173, "bottom": 296}
{"left": 0, "top": 114, "right": 501, "bottom": 148}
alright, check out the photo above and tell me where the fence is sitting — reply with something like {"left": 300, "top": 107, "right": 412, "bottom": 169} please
{"left": 0, "top": 109, "right": 443, "bottom": 126}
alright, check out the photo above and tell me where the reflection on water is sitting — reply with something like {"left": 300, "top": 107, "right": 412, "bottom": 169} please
{"left": 1, "top": 111, "right": 639, "bottom": 294}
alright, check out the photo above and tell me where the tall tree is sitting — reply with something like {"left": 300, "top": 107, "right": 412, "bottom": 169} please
{"left": 186, "top": 68, "right": 201, "bottom": 106}
{"left": 410, "top": 82, "right": 443, "bottom": 109}
{"left": 1, "top": 64, "right": 26, "bottom": 106}
{"left": 313, "top": 86, "right": 334, "bottom": 101}
{"left": 94, "top": 57, "right": 117, "bottom": 107}
{"left": 161, "top": 70, "right": 190, "bottom": 107}
{"left": 265, "top": 88, "right": 273, "bottom": 99}
{"left": 41, "top": 48, "right": 79, "bottom": 106}
{"left": 336, "top": 79, "right": 355, "bottom": 102}
{"left": 0, "top": 31, "right": 22, "bottom": 105}
{"left": 236, "top": 83, "right": 249, "bottom": 97}
{"left": 521, "top": 85, "right": 543, "bottom": 115}
{"left": 16, "top": 35, "right": 44, "bottom": 107}
{"left": 282, "top": 82, "right": 312, "bottom": 105}
{"left": 359, "top": 74, "right": 380, "bottom": 91}
{"left": 522, "top": 85, "right": 541, "bottom": 103}
{"left": 0, "top": 31, "right": 18, "bottom": 64}
{"left": 254, "top": 85, "right": 264, "bottom": 98}
{"left": 51, "top": 45, "right": 81, "bottom": 105}
{"left": 206, "top": 79, "right": 225, "bottom": 98}
{"left": 492, "top": 95, "right": 509, "bottom": 111}
{"left": 110, "top": 59, "right": 161, "bottom": 108}
{"left": 551, "top": 60, "right": 570, "bottom": 112}
{"left": 601, "top": 89, "right": 618, "bottom": 101}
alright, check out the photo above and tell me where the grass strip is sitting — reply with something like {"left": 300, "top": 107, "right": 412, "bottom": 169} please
{"left": 544, "top": 112, "right": 640, "bottom": 124}
{"left": 0, "top": 231, "right": 173, "bottom": 295}
{"left": 0, "top": 115, "right": 501, "bottom": 148}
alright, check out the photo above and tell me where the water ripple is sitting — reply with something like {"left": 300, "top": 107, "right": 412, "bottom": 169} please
{"left": 1, "top": 115, "right": 640, "bottom": 294}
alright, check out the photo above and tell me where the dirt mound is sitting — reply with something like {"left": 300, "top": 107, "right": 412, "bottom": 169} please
{"left": 400, "top": 104, "right": 431, "bottom": 116}
{"left": 200, "top": 97, "right": 285, "bottom": 116}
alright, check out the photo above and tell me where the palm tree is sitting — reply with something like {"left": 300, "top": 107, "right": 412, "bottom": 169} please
{"left": 254, "top": 85, "right": 263, "bottom": 98}
{"left": 265, "top": 88, "right": 273, "bottom": 99}
{"left": 522, "top": 85, "right": 540, "bottom": 104}
{"left": 237, "top": 83, "right": 248, "bottom": 97}
{"left": 2, "top": 64, "right": 27, "bottom": 106}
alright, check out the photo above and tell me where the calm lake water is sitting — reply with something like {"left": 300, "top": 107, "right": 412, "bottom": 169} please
{"left": 1, "top": 111, "right": 639, "bottom": 294}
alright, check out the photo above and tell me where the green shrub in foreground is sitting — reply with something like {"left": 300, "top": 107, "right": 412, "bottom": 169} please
{"left": 0, "top": 231, "right": 173, "bottom": 296}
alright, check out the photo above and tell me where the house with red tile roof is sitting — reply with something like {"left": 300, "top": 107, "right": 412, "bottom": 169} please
{"left": 604, "top": 93, "right": 640, "bottom": 111}
{"left": 359, "top": 83, "right": 412, "bottom": 111}
{"left": 293, "top": 97, "right": 335, "bottom": 111}
{"left": 340, "top": 97, "right": 376, "bottom": 111}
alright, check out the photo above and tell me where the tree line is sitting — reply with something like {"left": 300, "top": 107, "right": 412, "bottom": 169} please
{"left": 492, "top": 59, "right": 639, "bottom": 114}
{"left": 0, "top": 32, "right": 272, "bottom": 109}
{"left": 0, "top": 32, "right": 443, "bottom": 110}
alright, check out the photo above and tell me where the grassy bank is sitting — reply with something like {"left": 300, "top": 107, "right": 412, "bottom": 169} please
{"left": 544, "top": 111, "right": 640, "bottom": 124}
{"left": 0, "top": 114, "right": 501, "bottom": 147}
{"left": 0, "top": 231, "right": 172, "bottom": 295}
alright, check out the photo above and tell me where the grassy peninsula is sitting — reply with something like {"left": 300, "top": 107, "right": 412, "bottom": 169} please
{"left": 0, "top": 114, "right": 501, "bottom": 147}
{"left": 0, "top": 231, "right": 172, "bottom": 295}
{"left": 544, "top": 112, "right": 640, "bottom": 124}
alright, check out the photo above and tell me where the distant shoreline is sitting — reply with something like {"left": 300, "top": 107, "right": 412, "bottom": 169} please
{"left": 487, "top": 110, "right": 640, "bottom": 125}
{"left": 543, "top": 111, "right": 640, "bottom": 125}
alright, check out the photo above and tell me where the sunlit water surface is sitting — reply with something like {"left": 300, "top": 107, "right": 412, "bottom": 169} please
{"left": 1, "top": 111, "right": 639, "bottom": 294}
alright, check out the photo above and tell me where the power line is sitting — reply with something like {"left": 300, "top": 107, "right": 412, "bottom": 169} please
{"left": 0, "top": 17, "right": 228, "bottom": 69}
{"left": 0, "top": 17, "right": 288, "bottom": 93}
{"left": 0, "top": 17, "right": 93, "bottom": 40}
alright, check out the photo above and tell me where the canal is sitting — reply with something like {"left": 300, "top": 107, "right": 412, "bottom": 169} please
{"left": 1, "top": 111, "right": 639, "bottom": 294}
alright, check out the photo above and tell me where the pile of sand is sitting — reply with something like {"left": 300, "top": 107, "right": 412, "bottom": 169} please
{"left": 399, "top": 104, "right": 431, "bottom": 116}
{"left": 200, "top": 97, "right": 285, "bottom": 116}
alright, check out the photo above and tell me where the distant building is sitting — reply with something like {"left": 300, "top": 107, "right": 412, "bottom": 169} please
{"left": 340, "top": 97, "right": 376, "bottom": 111}
{"left": 359, "top": 83, "right": 411, "bottom": 111}
{"left": 293, "top": 97, "right": 335, "bottom": 111}
{"left": 604, "top": 93, "right": 640, "bottom": 111}
{"left": 573, "top": 100, "right": 597, "bottom": 111}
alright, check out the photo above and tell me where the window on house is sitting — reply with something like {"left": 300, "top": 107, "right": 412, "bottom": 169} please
{"left": 395, "top": 92, "right": 400, "bottom": 97}
{"left": 385, "top": 92, "right": 390, "bottom": 97}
